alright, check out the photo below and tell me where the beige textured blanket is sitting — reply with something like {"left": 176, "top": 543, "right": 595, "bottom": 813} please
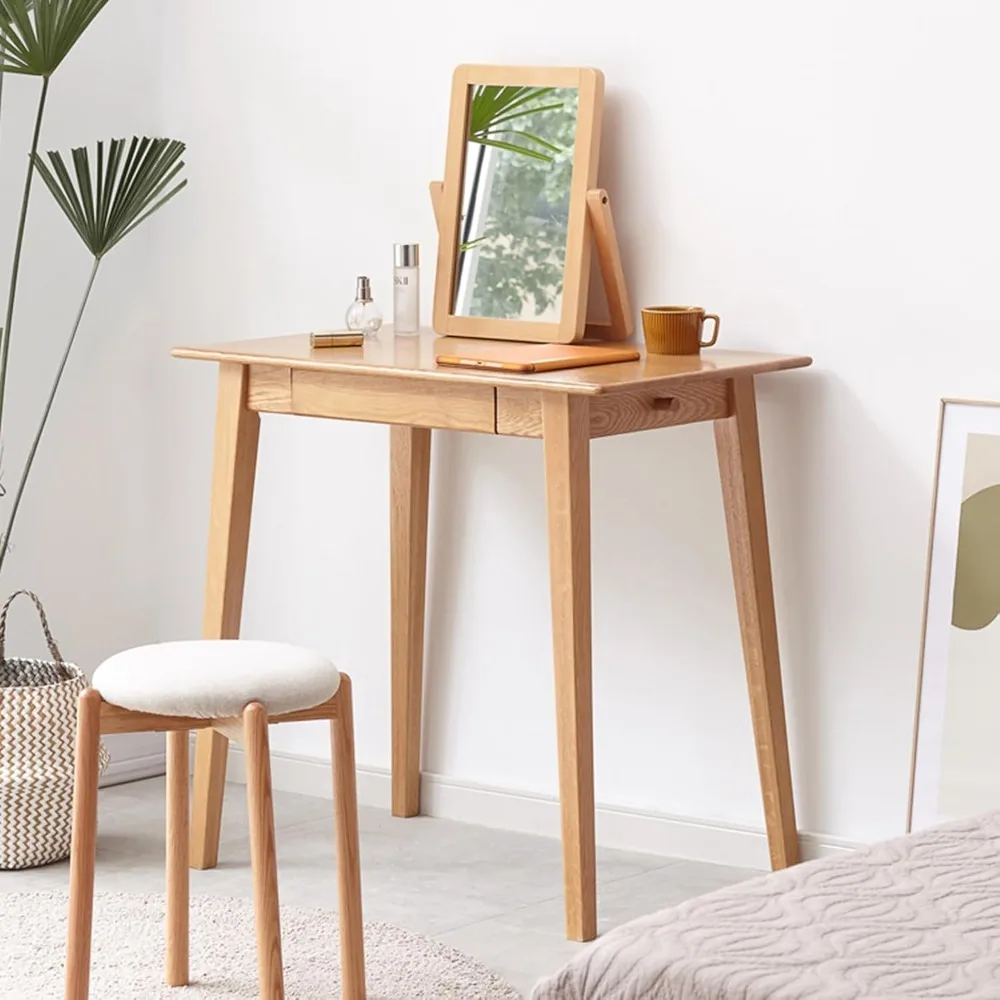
{"left": 532, "top": 813, "right": 1000, "bottom": 999}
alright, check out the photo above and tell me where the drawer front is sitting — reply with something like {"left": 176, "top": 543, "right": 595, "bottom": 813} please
{"left": 496, "top": 380, "right": 731, "bottom": 439}
{"left": 284, "top": 369, "right": 495, "bottom": 432}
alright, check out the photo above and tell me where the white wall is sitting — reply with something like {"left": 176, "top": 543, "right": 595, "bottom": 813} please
{"left": 63, "top": 0, "right": 1000, "bottom": 849}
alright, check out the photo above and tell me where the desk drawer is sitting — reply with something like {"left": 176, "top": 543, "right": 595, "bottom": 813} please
{"left": 496, "top": 380, "right": 731, "bottom": 439}
{"left": 247, "top": 365, "right": 496, "bottom": 433}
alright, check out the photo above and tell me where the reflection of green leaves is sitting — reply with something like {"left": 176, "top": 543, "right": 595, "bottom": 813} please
{"left": 469, "top": 86, "right": 564, "bottom": 163}
{"left": 33, "top": 137, "right": 187, "bottom": 257}
{"left": 459, "top": 235, "right": 489, "bottom": 252}
{"left": 0, "top": 0, "right": 111, "bottom": 76}
{"left": 463, "top": 88, "right": 579, "bottom": 320}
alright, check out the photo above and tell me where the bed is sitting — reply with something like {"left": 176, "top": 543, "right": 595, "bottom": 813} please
{"left": 531, "top": 812, "right": 1000, "bottom": 999}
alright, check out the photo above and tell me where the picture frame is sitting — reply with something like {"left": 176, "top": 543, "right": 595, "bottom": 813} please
{"left": 908, "top": 398, "right": 1000, "bottom": 831}
{"left": 432, "top": 64, "right": 605, "bottom": 344}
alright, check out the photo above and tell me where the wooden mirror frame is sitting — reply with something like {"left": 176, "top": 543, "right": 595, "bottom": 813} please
{"left": 432, "top": 64, "right": 605, "bottom": 345}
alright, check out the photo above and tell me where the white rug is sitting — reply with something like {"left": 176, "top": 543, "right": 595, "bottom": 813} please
{"left": 0, "top": 892, "right": 521, "bottom": 998}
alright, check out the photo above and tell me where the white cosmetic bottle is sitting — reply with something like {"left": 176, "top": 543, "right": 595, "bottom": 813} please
{"left": 393, "top": 243, "right": 420, "bottom": 336}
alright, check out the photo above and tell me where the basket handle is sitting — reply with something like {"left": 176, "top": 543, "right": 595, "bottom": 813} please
{"left": 0, "top": 590, "right": 64, "bottom": 664}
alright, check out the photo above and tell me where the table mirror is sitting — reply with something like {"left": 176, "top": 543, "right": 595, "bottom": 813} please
{"left": 433, "top": 65, "right": 605, "bottom": 344}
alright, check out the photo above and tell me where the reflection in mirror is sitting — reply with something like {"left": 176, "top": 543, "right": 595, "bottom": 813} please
{"left": 452, "top": 85, "right": 579, "bottom": 322}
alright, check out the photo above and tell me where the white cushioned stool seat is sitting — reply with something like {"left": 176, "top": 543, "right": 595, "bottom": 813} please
{"left": 92, "top": 639, "right": 341, "bottom": 719}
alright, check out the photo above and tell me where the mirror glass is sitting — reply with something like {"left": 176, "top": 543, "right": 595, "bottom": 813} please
{"left": 452, "top": 85, "right": 579, "bottom": 323}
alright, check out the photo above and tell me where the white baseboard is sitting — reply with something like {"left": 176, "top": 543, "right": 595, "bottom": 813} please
{"left": 220, "top": 745, "right": 860, "bottom": 869}
{"left": 100, "top": 751, "right": 166, "bottom": 788}
{"left": 100, "top": 732, "right": 166, "bottom": 788}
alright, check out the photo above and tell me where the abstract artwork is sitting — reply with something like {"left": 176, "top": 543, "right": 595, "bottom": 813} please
{"left": 910, "top": 400, "right": 1000, "bottom": 830}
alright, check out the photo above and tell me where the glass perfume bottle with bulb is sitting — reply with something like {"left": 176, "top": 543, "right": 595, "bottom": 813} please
{"left": 345, "top": 276, "right": 383, "bottom": 338}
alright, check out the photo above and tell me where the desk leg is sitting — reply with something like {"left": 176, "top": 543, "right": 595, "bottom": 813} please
{"left": 715, "top": 376, "right": 799, "bottom": 869}
{"left": 543, "top": 394, "right": 597, "bottom": 942}
{"left": 190, "top": 363, "right": 260, "bottom": 870}
{"left": 390, "top": 426, "right": 431, "bottom": 818}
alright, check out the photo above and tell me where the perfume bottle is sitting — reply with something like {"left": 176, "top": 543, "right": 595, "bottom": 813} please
{"left": 393, "top": 244, "right": 420, "bottom": 335}
{"left": 345, "top": 276, "right": 383, "bottom": 338}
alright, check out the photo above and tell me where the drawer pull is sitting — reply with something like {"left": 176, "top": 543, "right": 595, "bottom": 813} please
{"left": 651, "top": 396, "right": 678, "bottom": 412}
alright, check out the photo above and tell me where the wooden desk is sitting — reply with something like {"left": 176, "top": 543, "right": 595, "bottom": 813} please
{"left": 173, "top": 331, "right": 812, "bottom": 942}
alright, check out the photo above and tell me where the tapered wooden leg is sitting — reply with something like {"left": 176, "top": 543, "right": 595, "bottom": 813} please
{"left": 190, "top": 730, "right": 228, "bottom": 870}
{"left": 330, "top": 675, "right": 366, "bottom": 999}
{"left": 542, "top": 393, "right": 597, "bottom": 943}
{"left": 65, "top": 689, "right": 103, "bottom": 1000}
{"left": 165, "top": 731, "right": 190, "bottom": 986}
{"left": 390, "top": 425, "right": 431, "bottom": 818}
{"left": 244, "top": 702, "right": 284, "bottom": 999}
{"left": 191, "top": 362, "right": 260, "bottom": 870}
{"left": 715, "top": 376, "right": 799, "bottom": 869}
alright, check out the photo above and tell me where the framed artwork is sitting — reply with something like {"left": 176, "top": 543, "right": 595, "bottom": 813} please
{"left": 909, "top": 399, "right": 1000, "bottom": 831}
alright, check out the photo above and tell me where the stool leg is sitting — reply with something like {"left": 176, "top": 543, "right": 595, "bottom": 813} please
{"left": 165, "top": 731, "right": 190, "bottom": 986}
{"left": 65, "top": 689, "right": 103, "bottom": 1000}
{"left": 244, "top": 702, "right": 284, "bottom": 999}
{"left": 331, "top": 675, "right": 366, "bottom": 1000}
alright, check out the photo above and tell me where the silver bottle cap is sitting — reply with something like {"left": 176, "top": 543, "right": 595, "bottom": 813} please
{"left": 394, "top": 243, "right": 420, "bottom": 268}
{"left": 356, "top": 276, "right": 373, "bottom": 303}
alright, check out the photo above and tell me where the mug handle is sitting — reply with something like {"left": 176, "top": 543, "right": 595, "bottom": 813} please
{"left": 701, "top": 314, "right": 720, "bottom": 348}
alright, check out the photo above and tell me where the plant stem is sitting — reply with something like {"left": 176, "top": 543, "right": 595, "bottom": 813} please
{"left": 0, "top": 53, "right": 5, "bottom": 496}
{"left": 0, "top": 74, "right": 50, "bottom": 443}
{"left": 0, "top": 257, "right": 101, "bottom": 575}
{"left": 0, "top": 61, "right": 6, "bottom": 153}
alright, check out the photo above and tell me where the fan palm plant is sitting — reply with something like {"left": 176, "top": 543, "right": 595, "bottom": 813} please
{"left": 0, "top": 0, "right": 187, "bottom": 574}
{"left": 468, "top": 85, "right": 564, "bottom": 162}
{"left": 0, "top": 0, "right": 113, "bottom": 424}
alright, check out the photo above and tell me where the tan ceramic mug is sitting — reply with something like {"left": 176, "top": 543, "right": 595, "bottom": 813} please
{"left": 641, "top": 306, "right": 721, "bottom": 355}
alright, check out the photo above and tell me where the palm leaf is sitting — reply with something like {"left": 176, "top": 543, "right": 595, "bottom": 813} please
{"left": 0, "top": 0, "right": 110, "bottom": 76}
{"left": 33, "top": 136, "right": 187, "bottom": 257}
{"left": 459, "top": 235, "right": 489, "bottom": 252}
{"left": 0, "top": 136, "right": 188, "bottom": 574}
{"left": 483, "top": 128, "right": 561, "bottom": 154}
{"left": 469, "top": 85, "right": 565, "bottom": 163}
{"left": 472, "top": 137, "right": 555, "bottom": 162}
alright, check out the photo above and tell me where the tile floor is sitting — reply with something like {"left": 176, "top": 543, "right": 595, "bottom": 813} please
{"left": 1, "top": 778, "right": 759, "bottom": 996}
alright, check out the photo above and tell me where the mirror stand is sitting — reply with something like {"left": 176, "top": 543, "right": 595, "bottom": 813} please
{"left": 430, "top": 181, "right": 634, "bottom": 343}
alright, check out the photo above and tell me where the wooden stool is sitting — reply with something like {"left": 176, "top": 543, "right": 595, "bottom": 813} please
{"left": 64, "top": 640, "right": 366, "bottom": 1000}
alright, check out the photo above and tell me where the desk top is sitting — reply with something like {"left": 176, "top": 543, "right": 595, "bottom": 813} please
{"left": 173, "top": 331, "right": 811, "bottom": 397}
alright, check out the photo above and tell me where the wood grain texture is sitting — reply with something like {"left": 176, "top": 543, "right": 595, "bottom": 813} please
{"left": 243, "top": 702, "right": 285, "bottom": 1000}
{"left": 190, "top": 731, "right": 228, "bottom": 870}
{"left": 390, "top": 426, "right": 431, "bottom": 818}
{"left": 192, "top": 362, "right": 260, "bottom": 871}
{"left": 202, "top": 363, "right": 260, "bottom": 639}
{"left": 586, "top": 190, "right": 633, "bottom": 341}
{"left": 165, "top": 731, "right": 190, "bottom": 986}
{"left": 174, "top": 335, "right": 812, "bottom": 397}
{"left": 291, "top": 369, "right": 495, "bottom": 433}
{"left": 247, "top": 364, "right": 292, "bottom": 412}
{"left": 433, "top": 65, "right": 604, "bottom": 344}
{"left": 65, "top": 689, "right": 102, "bottom": 1000}
{"left": 100, "top": 694, "right": 342, "bottom": 736}
{"left": 715, "top": 376, "right": 799, "bottom": 870}
{"left": 542, "top": 394, "right": 597, "bottom": 942}
{"left": 429, "top": 180, "right": 444, "bottom": 232}
{"left": 330, "top": 675, "right": 367, "bottom": 999}
{"left": 498, "top": 381, "right": 730, "bottom": 438}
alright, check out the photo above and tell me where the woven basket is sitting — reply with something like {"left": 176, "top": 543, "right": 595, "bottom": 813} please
{"left": 0, "top": 591, "right": 109, "bottom": 870}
